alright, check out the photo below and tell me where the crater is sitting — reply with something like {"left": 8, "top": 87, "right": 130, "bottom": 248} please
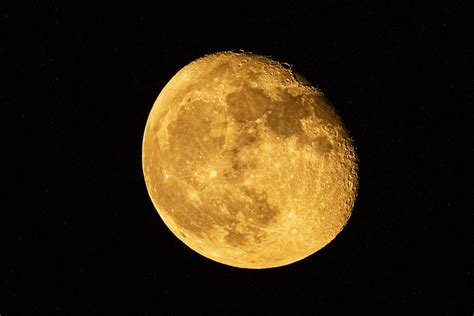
{"left": 246, "top": 70, "right": 260, "bottom": 81}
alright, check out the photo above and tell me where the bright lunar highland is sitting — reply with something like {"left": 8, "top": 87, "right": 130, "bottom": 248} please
{"left": 142, "top": 51, "right": 358, "bottom": 269}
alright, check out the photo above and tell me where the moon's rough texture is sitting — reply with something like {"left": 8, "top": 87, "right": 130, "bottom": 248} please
{"left": 142, "top": 51, "right": 358, "bottom": 269}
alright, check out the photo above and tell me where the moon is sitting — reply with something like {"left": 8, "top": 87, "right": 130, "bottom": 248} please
{"left": 142, "top": 51, "right": 358, "bottom": 269}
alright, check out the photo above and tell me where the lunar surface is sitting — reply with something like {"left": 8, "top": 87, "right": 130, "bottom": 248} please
{"left": 142, "top": 51, "right": 358, "bottom": 269}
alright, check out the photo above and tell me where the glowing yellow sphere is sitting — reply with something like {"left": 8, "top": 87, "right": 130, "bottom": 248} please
{"left": 142, "top": 51, "right": 358, "bottom": 269}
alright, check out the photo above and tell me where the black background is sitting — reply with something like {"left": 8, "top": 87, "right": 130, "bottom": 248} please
{"left": 4, "top": 2, "right": 472, "bottom": 313}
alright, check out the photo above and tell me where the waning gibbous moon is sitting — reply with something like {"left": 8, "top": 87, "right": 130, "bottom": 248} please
{"left": 142, "top": 51, "right": 358, "bottom": 269}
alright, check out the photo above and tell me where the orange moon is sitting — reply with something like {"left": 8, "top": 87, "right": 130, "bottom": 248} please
{"left": 142, "top": 51, "right": 358, "bottom": 269}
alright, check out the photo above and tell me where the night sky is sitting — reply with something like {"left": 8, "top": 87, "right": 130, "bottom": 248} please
{"left": 5, "top": 2, "right": 472, "bottom": 313}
